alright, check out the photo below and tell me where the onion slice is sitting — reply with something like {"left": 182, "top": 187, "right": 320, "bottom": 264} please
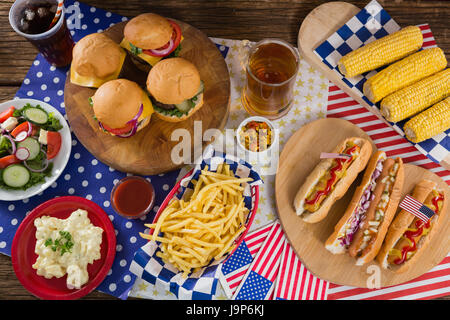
{"left": 3, "top": 134, "right": 16, "bottom": 155}
{"left": 127, "top": 104, "right": 143, "bottom": 124}
{"left": 15, "top": 147, "right": 30, "bottom": 161}
{"left": 24, "top": 150, "right": 49, "bottom": 173}
{"left": 116, "top": 121, "right": 139, "bottom": 138}
{"left": 147, "top": 39, "right": 174, "bottom": 57}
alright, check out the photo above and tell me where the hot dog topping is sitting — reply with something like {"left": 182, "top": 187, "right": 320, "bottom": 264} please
{"left": 304, "top": 143, "right": 360, "bottom": 213}
{"left": 358, "top": 161, "right": 400, "bottom": 254}
{"left": 388, "top": 190, "right": 444, "bottom": 265}
{"left": 338, "top": 157, "right": 385, "bottom": 247}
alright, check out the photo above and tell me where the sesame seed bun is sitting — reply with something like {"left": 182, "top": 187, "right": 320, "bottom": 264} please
{"left": 124, "top": 13, "right": 173, "bottom": 50}
{"left": 146, "top": 57, "right": 201, "bottom": 105}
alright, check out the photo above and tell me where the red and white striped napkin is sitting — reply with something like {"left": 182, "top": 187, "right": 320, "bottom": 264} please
{"left": 326, "top": 83, "right": 450, "bottom": 299}
{"left": 274, "top": 240, "right": 328, "bottom": 300}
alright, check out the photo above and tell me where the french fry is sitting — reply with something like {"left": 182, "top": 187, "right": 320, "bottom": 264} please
{"left": 139, "top": 165, "right": 253, "bottom": 277}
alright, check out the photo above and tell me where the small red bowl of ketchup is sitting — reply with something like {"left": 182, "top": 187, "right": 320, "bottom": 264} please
{"left": 110, "top": 176, "right": 155, "bottom": 219}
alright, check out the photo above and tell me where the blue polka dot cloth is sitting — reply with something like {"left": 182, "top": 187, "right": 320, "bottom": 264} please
{"left": 0, "top": 0, "right": 229, "bottom": 299}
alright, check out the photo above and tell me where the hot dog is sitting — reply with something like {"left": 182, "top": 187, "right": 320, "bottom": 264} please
{"left": 346, "top": 156, "right": 404, "bottom": 266}
{"left": 325, "top": 151, "right": 386, "bottom": 254}
{"left": 294, "top": 137, "right": 372, "bottom": 223}
{"left": 376, "top": 179, "right": 447, "bottom": 273}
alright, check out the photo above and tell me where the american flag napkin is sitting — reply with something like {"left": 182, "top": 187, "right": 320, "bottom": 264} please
{"left": 218, "top": 222, "right": 275, "bottom": 298}
{"left": 274, "top": 240, "right": 329, "bottom": 300}
{"left": 232, "top": 221, "right": 286, "bottom": 300}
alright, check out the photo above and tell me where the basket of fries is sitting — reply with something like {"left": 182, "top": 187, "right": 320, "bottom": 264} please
{"left": 139, "top": 147, "right": 262, "bottom": 283}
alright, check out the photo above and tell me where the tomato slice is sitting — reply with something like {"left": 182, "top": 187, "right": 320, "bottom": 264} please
{"left": 101, "top": 122, "right": 134, "bottom": 136}
{"left": 142, "top": 20, "right": 182, "bottom": 57}
{"left": 0, "top": 155, "right": 21, "bottom": 169}
{"left": 10, "top": 121, "right": 31, "bottom": 138}
{"left": 46, "top": 131, "right": 62, "bottom": 160}
{"left": 0, "top": 106, "right": 15, "bottom": 123}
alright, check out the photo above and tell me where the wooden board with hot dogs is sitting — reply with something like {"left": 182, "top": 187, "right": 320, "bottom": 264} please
{"left": 275, "top": 118, "right": 449, "bottom": 288}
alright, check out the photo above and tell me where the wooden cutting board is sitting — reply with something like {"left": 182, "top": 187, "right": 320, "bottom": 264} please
{"left": 64, "top": 20, "right": 230, "bottom": 175}
{"left": 275, "top": 117, "right": 450, "bottom": 288}
{"left": 296, "top": 1, "right": 450, "bottom": 170}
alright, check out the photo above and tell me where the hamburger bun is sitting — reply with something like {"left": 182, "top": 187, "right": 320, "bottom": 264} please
{"left": 71, "top": 33, "right": 126, "bottom": 88}
{"left": 92, "top": 79, "right": 153, "bottom": 133}
{"left": 124, "top": 13, "right": 173, "bottom": 50}
{"left": 147, "top": 57, "right": 201, "bottom": 105}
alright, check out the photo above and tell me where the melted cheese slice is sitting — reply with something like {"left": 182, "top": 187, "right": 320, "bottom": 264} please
{"left": 140, "top": 91, "right": 154, "bottom": 120}
{"left": 70, "top": 50, "right": 126, "bottom": 88}
{"left": 120, "top": 36, "right": 184, "bottom": 66}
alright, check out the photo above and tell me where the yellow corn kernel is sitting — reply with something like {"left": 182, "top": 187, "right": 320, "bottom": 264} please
{"left": 363, "top": 47, "right": 447, "bottom": 103}
{"left": 380, "top": 68, "right": 450, "bottom": 122}
{"left": 404, "top": 97, "right": 450, "bottom": 143}
{"left": 338, "top": 26, "right": 423, "bottom": 78}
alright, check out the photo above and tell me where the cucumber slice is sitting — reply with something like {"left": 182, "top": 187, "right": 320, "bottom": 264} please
{"left": 2, "top": 164, "right": 30, "bottom": 188}
{"left": 17, "top": 138, "right": 40, "bottom": 161}
{"left": 23, "top": 107, "right": 48, "bottom": 125}
{"left": 196, "top": 81, "right": 204, "bottom": 95}
{"left": 174, "top": 100, "right": 193, "bottom": 113}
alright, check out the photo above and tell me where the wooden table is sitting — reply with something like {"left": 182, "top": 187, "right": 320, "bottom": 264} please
{"left": 0, "top": 0, "right": 448, "bottom": 300}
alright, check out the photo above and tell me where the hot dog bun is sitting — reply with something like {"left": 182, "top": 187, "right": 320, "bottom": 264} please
{"left": 376, "top": 179, "right": 447, "bottom": 273}
{"left": 348, "top": 157, "right": 404, "bottom": 266}
{"left": 325, "top": 151, "right": 387, "bottom": 254}
{"left": 294, "top": 137, "right": 372, "bottom": 223}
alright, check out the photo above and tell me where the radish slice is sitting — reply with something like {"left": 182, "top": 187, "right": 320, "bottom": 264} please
{"left": 15, "top": 147, "right": 30, "bottom": 161}
{"left": 14, "top": 131, "right": 29, "bottom": 142}
{"left": 27, "top": 121, "right": 33, "bottom": 136}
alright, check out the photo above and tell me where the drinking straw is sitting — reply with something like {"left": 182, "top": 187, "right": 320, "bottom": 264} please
{"left": 48, "top": 0, "right": 64, "bottom": 29}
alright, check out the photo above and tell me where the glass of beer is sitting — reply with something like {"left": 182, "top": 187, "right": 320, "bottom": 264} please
{"left": 9, "top": 0, "right": 74, "bottom": 67}
{"left": 242, "top": 39, "right": 299, "bottom": 119}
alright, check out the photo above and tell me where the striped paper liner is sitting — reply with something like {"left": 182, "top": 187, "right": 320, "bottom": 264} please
{"left": 326, "top": 83, "right": 450, "bottom": 299}
{"left": 219, "top": 222, "right": 275, "bottom": 298}
{"left": 275, "top": 240, "right": 328, "bottom": 300}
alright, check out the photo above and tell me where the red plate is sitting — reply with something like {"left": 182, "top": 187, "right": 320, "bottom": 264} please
{"left": 11, "top": 196, "right": 116, "bottom": 300}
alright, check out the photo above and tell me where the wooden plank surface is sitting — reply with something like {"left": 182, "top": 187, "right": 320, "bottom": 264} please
{"left": 0, "top": 0, "right": 448, "bottom": 300}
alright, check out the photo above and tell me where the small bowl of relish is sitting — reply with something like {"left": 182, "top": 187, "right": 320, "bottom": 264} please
{"left": 110, "top": 176, "right": 155, "bottom": 219}
{"left": 237, "top": 116, "right": 277, "bottom": 155}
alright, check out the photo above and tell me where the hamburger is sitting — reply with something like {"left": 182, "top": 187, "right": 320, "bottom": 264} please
{"left": 120, "top": 13, "right": 183, "bottom": 71}
{"left": 71, "top": 33, "right": 126, "bottom": 88}
{"left": 90, "top": 79, "right": 154, "bottom": 137}
{"left": 146, "top": 57, "right": 204, "bottom": 122}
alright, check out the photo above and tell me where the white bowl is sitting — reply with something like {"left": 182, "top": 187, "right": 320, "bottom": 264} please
{"left": 0, "top": 98, "right": 72, "bottom": 201}
{"left": 236, "top": 116, "right": 278, "bottom": 157}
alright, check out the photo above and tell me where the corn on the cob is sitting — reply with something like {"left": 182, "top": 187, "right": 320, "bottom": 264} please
{"left": 363, "top": 47, "right": 447, "bottom": 103}
{"left": 380, "top": 68, "right": 450, "bottom": 122}
{"left": 404, "top": 97, "right": 450, "bottom": 143}
{"left": 338, "top": 26, "right": 423, "bottom": 78}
